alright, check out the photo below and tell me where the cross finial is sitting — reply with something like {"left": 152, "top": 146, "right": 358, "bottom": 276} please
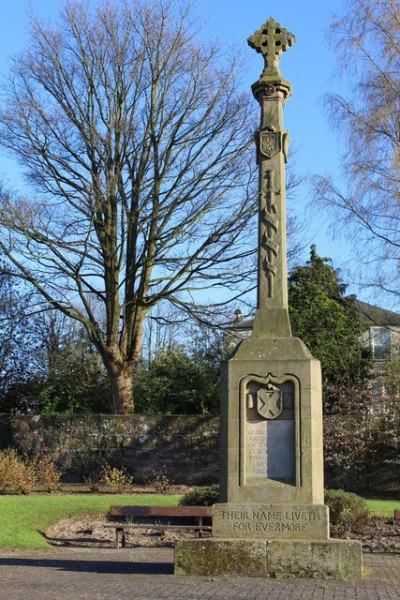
{"left": 248, "top": 17, "right": 295, "bottom": 78}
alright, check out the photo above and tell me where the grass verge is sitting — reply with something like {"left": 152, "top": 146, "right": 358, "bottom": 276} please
{"left": 365, "top": 498, "right": 400, "bottom": 518}
{"left": 0, "top": 493, "right": 182, "bottom": 550}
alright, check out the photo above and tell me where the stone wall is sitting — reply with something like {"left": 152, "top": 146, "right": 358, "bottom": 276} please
{"left": 0, "top": 413, "right": 398, "bottom": 494}
{"left": 0, "top": 414, "right": 220, "bottom": 485}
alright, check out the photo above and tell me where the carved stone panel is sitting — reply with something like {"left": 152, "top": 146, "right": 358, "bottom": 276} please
{"left": 246, "top": 419, "right": 295, "bottom": 480}
{"left": 247, "top": 420, "right": 268, "bottom": 477}
{"left": 259, "top": 130, "right": 281, "bottom": 159}
{"left": 212, "top": 503, "right": 329, "bottom": 540}
{"left": 266, "top": 420, "right": 295, "bottom": 479}
{"left": 240, "top": 373, "right": 300, "bottom": 486}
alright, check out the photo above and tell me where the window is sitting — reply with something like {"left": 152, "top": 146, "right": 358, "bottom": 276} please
{"left": 370, "top": 327, "right": 391, "bottom": 360}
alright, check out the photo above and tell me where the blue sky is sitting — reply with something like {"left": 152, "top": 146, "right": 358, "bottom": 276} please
{"left": 0, "top": 1, "right": 362, "bottom": 296}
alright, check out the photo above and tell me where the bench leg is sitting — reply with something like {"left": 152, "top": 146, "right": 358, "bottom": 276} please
{"left": 198, "top": 516, "right": 203, "bottom": 538}
{"left": 115, "top": 528, "right": 126, "bottom": 549}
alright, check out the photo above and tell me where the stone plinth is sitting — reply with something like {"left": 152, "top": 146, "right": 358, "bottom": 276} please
{"left": 174, "top": 538, "right": 363, "bottom": 580}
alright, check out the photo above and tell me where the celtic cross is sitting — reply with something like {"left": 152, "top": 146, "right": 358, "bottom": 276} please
{"left": 248, "top": 17, "right": 295, "bottom": 77}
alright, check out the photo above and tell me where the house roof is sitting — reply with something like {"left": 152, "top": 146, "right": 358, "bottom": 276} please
{"left": 225, "top": 318, "right": 254, "bottom": 332}
{"left": 356, "top": 300, "right": 400, "bottom": 327}
{"left": 228, "top": 300, "right": 400, "bottom": 332}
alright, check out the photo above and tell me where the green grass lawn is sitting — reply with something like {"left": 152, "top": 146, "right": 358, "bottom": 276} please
{"left": 0, "top": 494, "right": 398, "bottom": 550}
{"left": 365, "top": 498, "right": 400, "bottom": 517}
{"left": 0, "top": 493, "right": 182, "bottom": 550}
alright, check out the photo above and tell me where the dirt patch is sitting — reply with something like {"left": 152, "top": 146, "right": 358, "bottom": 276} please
{"left": 45, "top": 516, "right": 209, "bottom": 548}
{"left": 44, "top": 483, "right": 201, "bottom": 548}
{"left": 57, "top": 483, "right": 194, "bottom": 495}
{"left": 45, "top": 515, "right": 400, "bottom": 552}
{"left": 346, "top": 518, "right": 400, "bottom": 554}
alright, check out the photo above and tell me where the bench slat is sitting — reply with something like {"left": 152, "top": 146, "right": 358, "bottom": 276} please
{"left": 108, "top": 505, "right": 213, "bottom": 518}
{"left": 104, "top": 524, "right": 212, "bottom": 531}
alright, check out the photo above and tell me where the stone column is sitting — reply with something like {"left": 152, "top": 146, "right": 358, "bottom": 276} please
{"left": 250, "top": 17, "right": 293, "bottom": 337}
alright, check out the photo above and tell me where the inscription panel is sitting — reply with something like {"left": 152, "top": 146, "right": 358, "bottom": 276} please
{"left": 247, "top": 420, "right": 294, "bottom": 481}
{"left": 247, "top": 420, "right": 267, "bottom": 477}
{"left": 213, "top": 503, "right": 329, "bottom": 540}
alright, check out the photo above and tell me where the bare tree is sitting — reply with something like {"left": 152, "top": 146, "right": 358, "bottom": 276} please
{"left": 0, "top": 0, "right": 259, "bottom": 413}
{"left": 311, "top": 0, "right": 400, "bottom": 298}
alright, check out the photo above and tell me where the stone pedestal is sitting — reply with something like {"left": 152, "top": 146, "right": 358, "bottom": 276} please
{"left": 174, "top": 334, "right": 363, "bottom": 580}
{"left": 175, "top": 538, "right": 362, "bottom": 580}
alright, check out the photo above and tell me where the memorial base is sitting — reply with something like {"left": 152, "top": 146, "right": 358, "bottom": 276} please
{"left": 213, "top": 502, "right": 329, "bottom": 539}
{"left": 174, "top": 538, "right": 363, "bottom": 581}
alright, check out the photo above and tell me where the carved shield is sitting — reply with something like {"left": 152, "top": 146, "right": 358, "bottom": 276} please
{"left": 256, "top": 384, "right": 283, "bottom": 419}
{"left": 259, "top": 131, "right": 281, "bottom": 158}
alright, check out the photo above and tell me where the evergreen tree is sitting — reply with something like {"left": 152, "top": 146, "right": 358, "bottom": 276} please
{"left": 289, "top": 246, "right": 370, "bottom": 411}
{"left": 134, "top": 330, "right": 226, "bottom": 415}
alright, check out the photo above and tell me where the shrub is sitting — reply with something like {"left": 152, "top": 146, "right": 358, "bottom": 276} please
{"left": 32, "top": 456, "right": 62, "bottom": 492}
{"left": 0, "top": 449, "right": 36, "bottom": 494}
{"left": 83, "top": 472, "right": 101, "bottom": 493}
{"left": 152, "top": 474, "right": 170, "bottom": 494}
{"left": 179, "top": 484, "right": 219, "bottom": 506}
{"left": 325, "top": 488, "right": 370, "bottom": 536}
{"left": 98, "top": 464, "right": 133, "bottom": 493}
{"left": 144, "top": 470, "right": 170, "bottom": 494}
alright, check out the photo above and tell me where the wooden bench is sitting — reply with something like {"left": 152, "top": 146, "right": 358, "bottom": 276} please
{"left": 105, "top": 505, "right": 213, "bottom": 548}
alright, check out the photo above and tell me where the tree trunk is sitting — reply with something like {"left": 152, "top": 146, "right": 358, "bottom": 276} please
{"left": 107, "top": 362, "right": 135, "bottom": 414}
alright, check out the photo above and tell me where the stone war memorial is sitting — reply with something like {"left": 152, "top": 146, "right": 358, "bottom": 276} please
{"left": 175, "top": 17, "right": 363, "bottom": 580}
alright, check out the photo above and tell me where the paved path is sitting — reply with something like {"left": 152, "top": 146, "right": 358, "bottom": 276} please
{"left": 0, "top": 548, "right": 399, "bottom": 600}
